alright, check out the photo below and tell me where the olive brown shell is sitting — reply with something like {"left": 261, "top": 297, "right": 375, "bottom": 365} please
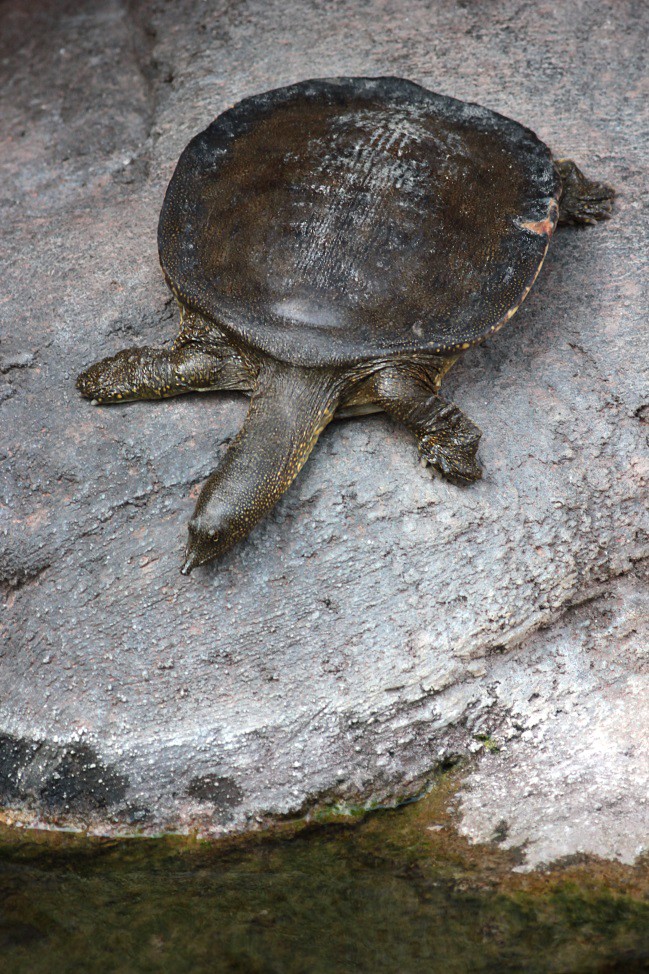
{"left": 158, "top": 77, "right": 560, "bottom": 367}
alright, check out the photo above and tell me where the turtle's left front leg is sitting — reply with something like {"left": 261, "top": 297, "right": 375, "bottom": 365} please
{"left": 372, "top": 364, "right": 482, "bottom": 485}
{"left": 77, "top": 340, "right": 253, "bottom": 404}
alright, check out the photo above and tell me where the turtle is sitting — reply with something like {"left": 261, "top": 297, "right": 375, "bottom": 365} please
{"left": 76, "top": 77, "right": 615, "bottom": 574}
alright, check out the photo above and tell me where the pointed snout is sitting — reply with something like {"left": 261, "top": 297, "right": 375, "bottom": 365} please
{"left": 180, "top": 523, "right": 222, "bottom": 574}
{"left": 180, "top": 549, "right": 200, "bottom": 576}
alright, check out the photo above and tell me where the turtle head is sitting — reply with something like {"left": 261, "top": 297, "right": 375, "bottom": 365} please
{"left": 180, "top": 477, "right": 244, "bottom": 575}
{"left": 179, "top": 361, "right": 338, "bottom": 575}
{"left": 181, "top": 516, "right": 232, "bottom": 575}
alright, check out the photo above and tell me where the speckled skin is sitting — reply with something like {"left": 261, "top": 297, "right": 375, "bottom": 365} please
{"left": 76, "top": 77, "right": 614, "bottom": 573}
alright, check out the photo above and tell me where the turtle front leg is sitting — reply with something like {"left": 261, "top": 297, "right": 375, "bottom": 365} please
{"left": 555, "top": 159, "right": 615, "bottom": 226}
{"left": 373, "top": 364, "right": 482, "bottom": 485}
{"left": 76, "top": 342, "right": 253, "bottom": 404}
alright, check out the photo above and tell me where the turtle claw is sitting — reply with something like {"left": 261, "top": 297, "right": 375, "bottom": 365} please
{"left": 420, "top": 439, "right": 483, "bottom": 486}
{"left": 76, "top": 350, "right": 144, "bottom": 404}
{"left": 426, "top": 450, "right": 482, "bottom": 487}
{"left": 418, "top": 405, "right": 482, "bottom": 486}
{"left": 565, "top": 189, "right": 615, "bottom": 226}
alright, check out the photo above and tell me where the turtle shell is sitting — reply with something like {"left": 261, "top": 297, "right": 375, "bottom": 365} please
{"left": 159, "top": 77, "right": 560, "bottom": 367}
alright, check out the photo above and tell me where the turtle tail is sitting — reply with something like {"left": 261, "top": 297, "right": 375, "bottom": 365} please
{"left": 181, "top": 362, "right": 345, "bottom": 573}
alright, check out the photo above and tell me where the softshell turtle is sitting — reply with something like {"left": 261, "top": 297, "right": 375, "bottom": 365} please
{"left": 77, "top": 77, "right": 614, "bottom": 574}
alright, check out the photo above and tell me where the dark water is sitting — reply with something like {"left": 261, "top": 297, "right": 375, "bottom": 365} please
{"left": 1, "top": 791, "right": 648, "bottom": 974}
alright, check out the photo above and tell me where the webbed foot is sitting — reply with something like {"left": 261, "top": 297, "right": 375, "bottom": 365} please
{"left": 418, "top": 402, "right": 482, "bottom": 485}
{"left": 555, "top": 159, "right": 615, "bottom": 226}
{"left": 77, "top": 344, "right": 251, "bottom": 404}
{"left": 372, "top": 365, "right": 482, "bottom": 486}
{"left": 77, "top": 347, "right": 173, "bottom": 403}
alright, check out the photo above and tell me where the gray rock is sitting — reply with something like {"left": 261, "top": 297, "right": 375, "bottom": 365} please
{"left": 1, "top": 0, "right": 647, "bottom": 866}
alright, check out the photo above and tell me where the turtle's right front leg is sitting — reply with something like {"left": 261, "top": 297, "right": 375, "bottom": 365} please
{"left": 76, "top": 342, "right": 253, "bottom": 404}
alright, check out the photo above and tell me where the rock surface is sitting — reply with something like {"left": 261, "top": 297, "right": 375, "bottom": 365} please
{"left": 1, "top": 0, "right": 647, "bottom": 866}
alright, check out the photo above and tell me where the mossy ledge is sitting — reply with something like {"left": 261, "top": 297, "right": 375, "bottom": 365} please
{"left": 2, "top": 762, "right": 648, "bottom": 898}
{"left": 1, "top": 765, "right": 648, "bottom": 973}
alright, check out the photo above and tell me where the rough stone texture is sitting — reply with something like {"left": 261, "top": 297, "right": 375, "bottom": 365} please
{"left": 0, "top": 0, "right": 647, "bottom": 866}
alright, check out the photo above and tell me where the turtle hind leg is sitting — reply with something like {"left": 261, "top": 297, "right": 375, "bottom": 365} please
{"left": 555, "top": 159, "right": 615, "bottom": 226}
{"left": 76, "top": 342, "right": 253, "bottom": 404}
{"left": 373, "top": 365, "right": 482, "bottom": 485}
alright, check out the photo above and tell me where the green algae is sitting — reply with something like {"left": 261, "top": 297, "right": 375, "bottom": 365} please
{"left": 1, "top": 771, "right": 648, "bottom": 973}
